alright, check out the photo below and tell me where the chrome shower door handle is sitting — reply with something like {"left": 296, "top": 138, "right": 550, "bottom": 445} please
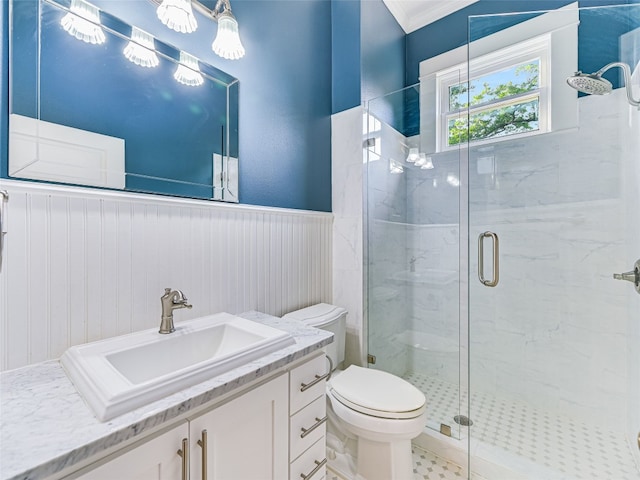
{"left": 478, "top": 231, "right": 499, "bottom": 287}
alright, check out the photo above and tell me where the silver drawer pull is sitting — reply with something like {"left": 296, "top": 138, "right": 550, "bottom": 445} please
{"left": 300, "top": 458, "right": 327, "bottom": 480}
{"left": 300, "top": 356, "right": 333, "bottom": 392}
{"left": 177, "top": 438, "right": 188, "bottom": 480}
{"left": 197, "top": 429, "right": 207, "bottom": 480}
{"left": 300, "top": 416, "right": 327, "bottom": 439}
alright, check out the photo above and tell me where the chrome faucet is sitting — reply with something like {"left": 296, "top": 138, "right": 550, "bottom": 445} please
{"left": 159, "top": 288, "right": 192, "bottom": 334}
{"left": 410, "top": 256, "right": 417, "bottom": 273}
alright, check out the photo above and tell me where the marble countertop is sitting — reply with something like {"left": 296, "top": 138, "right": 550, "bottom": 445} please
{"left": 0, "top": 312, "right": 333, "bottom": 480}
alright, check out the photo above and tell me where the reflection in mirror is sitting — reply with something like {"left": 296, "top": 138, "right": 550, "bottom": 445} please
{"left": 9, "top": 0, "right": 239, "bottom": 202}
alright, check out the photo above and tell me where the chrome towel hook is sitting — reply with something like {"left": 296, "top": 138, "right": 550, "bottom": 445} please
{"left": 0, "top": 190, "right": 8, "bottom": 273}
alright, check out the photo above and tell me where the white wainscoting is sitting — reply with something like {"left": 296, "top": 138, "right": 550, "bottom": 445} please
{"left": 0, "top": 180, "right": 332, "bottom": 371}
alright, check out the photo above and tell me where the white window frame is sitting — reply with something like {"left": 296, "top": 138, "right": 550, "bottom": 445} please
{"left": 438, "top": 35, "right": 551, "bottom": 150}
{"left": 419, "top": 2, "right": 579, "bottom": 154}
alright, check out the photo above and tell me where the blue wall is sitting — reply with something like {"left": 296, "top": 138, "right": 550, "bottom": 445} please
{"left": 332, "top": 0, "right": 361, "bottom": 114}
{"left": 330, "top": 0, "right": 405, "bottom": 112}
{"left": 360, "top": 0, "right": 405, "bottom": 104}
{"left": 2, "top": 0, "right": 333, "bottom": 212}
{"left": 406, "top": 0, "right": 640, "bottom": 86}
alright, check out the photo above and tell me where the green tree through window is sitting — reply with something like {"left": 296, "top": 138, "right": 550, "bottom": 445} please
{"left": 447, "top": 61, "right": 540, "bottom": 146}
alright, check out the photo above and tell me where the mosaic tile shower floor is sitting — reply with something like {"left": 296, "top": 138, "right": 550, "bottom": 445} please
{"left": 404, "top": 372, "right": 640, "bottom": 480}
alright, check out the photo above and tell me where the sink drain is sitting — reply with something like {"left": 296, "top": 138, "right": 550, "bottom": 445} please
{"left": 454, "top": 415, "right": 474, "bottom": 426}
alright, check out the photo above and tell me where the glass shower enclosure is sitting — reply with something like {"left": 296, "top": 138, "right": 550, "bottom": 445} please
{"left": 365, "top": 3, "right": 640, "bottom": 478}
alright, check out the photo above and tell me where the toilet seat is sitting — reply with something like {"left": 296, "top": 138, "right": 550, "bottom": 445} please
{"left": 329, "top": 365, "right": 425, "bottom": 419}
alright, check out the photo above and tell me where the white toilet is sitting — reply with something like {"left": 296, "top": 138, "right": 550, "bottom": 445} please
{"left": 284, "top": 303, "right": 427, "bottom": 480}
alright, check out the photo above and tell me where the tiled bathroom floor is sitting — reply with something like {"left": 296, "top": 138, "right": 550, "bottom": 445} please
{"left": 405, "top": 372, "right": 640, "bottom": 480}
{"left": 327, "top": 446, "right": 479, "bottom": 480}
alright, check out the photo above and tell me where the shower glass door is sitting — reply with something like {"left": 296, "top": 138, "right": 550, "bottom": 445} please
{"left": 467, "top": 4, "right": 640, "bottom": 479}
{"left": 366, "top": 83, "right": 465, "bottom": 439}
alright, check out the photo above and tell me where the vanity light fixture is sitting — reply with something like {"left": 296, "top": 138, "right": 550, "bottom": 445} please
{"left": 123, "top": 27, "right": 159, "bottom": 68}
{"left": 209, "top": 0, "right": 245, "bottom": 60}
{"left": 156, "top": 0, "right": 198, "bottom": 34}
{"left": 389, "top": 159, "right": 404, "bottom": 174}
{"left": 153, "top": 0, "right": 245, "bottom": 60}
{"left": 60, "top": 0, "right": 106, "bottom": 45}
{"left": 406, "top": 147, "right": 419, "bottom": 163}
{"left": 418, "top": 154, "right": 434, "bottom": 170}
{"left": 174, "top": 51, "right": 204, "bottom": 86}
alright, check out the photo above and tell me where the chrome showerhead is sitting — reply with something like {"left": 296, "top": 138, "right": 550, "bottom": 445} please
{"left": 566, "top": 72, "right": 613, "bottom": 95}
{"left": 566, "top": 62, "right": 639, "bottom": 109}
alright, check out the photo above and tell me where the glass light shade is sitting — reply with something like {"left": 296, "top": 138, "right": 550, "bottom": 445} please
{"left": 212, "top": 12, "right": 245, "bottom": 60}
{"left": 157, "top": 0, "right": 198, "bottom": 34}
{"left": 123, "top": 27, "right": 159, "bottom": 68}
{"left": 406, "top": 147, "right": 419, "bottom": 163}
{"left": 60, "top": 0, "right": 105, "bottom": 45}
{"left": 447, "top": 173, "right": 460, "bottom": 187}
{"left": 389, "top": 159, "right": 404, "bottom": 174}
{"left": 174, "top": 51, "right": 204, "bottom": 86}
{"left": 419, "top": 154, "right": 434, "bottom": 170}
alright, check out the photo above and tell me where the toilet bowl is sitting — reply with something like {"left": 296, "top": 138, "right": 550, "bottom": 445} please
{"left": 284, "top": 304, "right": 427, "bottom": 480}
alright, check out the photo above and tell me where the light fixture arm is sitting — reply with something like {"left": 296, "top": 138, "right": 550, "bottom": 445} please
{"left": 211, "top": 0, "right": 233, "bottom": 19}
{"left": 596, "top": 62, "right": 640, "bottom": 108}
{"left": 150, "top": 0, "right": 228, "bottom": 23}
{"left": 190, "top": 0, "right": 232, "bottom": 22}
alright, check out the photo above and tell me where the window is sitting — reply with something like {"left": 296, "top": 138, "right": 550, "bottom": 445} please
{"left": 418, "top": 3, "right": 579, "bottom": 153}
{"left": 447, "top": 60, "right": 540, "bottom": 146}
{"left": 437, "top": 35, "right": 550, "bottom": 150}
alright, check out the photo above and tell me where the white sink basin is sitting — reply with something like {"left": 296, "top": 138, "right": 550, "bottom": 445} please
{"left": 61, "top": 313, "right": 295, "bottom": 421}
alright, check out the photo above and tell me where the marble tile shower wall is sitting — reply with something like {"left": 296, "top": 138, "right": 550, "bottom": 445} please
{"left": 0, "top": 181, "right": 333, "bottom": 371}
{"left": 404, "top": 151, "right": 461, "bottom": 385}
{"left": 363, "top": 137, "right": 464, "bottom": 392}
{"left": 366, "top": 120, "right": 410, "bottom": 376}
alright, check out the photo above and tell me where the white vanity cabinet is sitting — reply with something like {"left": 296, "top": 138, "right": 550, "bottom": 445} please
{"left": 188, "top": 372, "right": 289, "bottom": 480}
{"left": 288, "top": 353, "right": 329, "bottom": 480}
{"left": 67, "top": 353, "right": 328, "bottom": 480}
{"left": 72, "top": 422, "right": 189, "bottom": 480}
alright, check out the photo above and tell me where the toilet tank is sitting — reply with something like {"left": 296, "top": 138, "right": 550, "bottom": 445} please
{"left": 283, "top": 303, "right": 347, "bottom": 370}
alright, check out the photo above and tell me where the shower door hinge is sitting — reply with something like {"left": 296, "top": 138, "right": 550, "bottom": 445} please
{"left": 440, "top": 424, "right": 452, "bottom": 437}
{"left": 367, "top": 354, "right": 376, "bottom": 365}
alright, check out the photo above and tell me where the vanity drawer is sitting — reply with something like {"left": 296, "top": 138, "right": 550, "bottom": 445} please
{"left": 290, "top": 354, "right": 329, "bottom": 413}
{"left": 290, "top": 395, "right": 326, "bottom": 461}
{"left": 290, "top": 436, "right": 326, "bottom": 480}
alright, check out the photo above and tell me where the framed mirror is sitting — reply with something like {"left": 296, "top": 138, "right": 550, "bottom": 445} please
{"left": 9, "top": 0, "right": 239, "bottom": 202}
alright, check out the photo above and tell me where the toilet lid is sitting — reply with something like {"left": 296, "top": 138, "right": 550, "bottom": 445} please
{"left": 283, "top": 303, "right": 347, "bottom": 327}
{"left": 329, "top": 365, "right": 426, "bottom": 419}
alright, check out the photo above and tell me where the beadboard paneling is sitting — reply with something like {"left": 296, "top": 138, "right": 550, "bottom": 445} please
{"left": 0, "top": 181, "right": 332, "bottom": 371}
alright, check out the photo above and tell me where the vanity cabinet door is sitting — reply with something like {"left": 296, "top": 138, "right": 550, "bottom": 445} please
{"left": 189, "top": 373, "right": 289, "bottom": 480}
{"left": 72, "top": 422, "right": 189, "bottom": 480}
